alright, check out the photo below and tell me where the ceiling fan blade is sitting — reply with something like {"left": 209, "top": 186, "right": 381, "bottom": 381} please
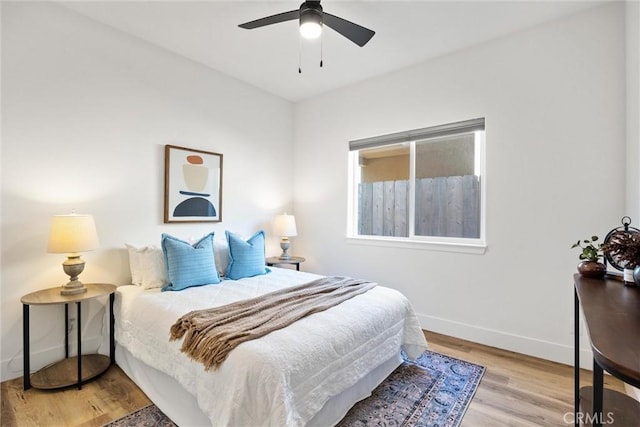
{"left": 323, "top": 12, "right": 375, "bottom": 47}
{"left": 239, "top": 10, "right": 300, "bottom": 29}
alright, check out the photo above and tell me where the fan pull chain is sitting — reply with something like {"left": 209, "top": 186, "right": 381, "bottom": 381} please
{"left": 298, "top": 33, "right": 325, "bottom": 72}
{"left": 320, "top": 30, "right": 323, "bottom": 68}
{"left": 298, "top": 36, "right": 302, "bottom": 74}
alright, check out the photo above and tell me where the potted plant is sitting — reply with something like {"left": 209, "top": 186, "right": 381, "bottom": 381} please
{"left": 601, "top": 231, "right": 640, "bottom": 285}
{"left": 571, "top": 236, "right": 606, "bottom": 278}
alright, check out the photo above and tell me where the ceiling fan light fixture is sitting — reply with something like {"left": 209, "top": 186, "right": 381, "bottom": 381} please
{"left": 239, "top": 0, "right": 375, "bottom": 47}
{"left": 299, "top": 9, "right": 323, "bottom": 39}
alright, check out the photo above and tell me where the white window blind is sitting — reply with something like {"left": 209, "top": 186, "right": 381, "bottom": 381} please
{"left": 349, "top": 118, "right": 485, "bottom": 151}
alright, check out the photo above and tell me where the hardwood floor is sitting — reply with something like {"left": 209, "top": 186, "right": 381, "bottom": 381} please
{"left": 424, "top": 331, "right": 627, "bottom": 427}
{"left": 1, "top": 366, "right": 151, "bottom": 427}
{"left": 1, "top": 331, "right": 628, "bottom": 426}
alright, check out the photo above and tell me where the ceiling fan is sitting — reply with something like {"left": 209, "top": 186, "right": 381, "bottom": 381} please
{"left": 238, "top": 0, "right": 375, "bottom": 47}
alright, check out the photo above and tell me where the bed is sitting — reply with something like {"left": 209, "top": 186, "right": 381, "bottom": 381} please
{"left": 114, "top": 243, "right": 427, "bottom": 426}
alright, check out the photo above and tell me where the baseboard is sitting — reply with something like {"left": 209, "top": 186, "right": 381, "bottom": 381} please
{"left": 417, "top": 313, "right": 594, "bottom": 370}
{"left": 1, "top": 335, "right": 104, "bottom": 382}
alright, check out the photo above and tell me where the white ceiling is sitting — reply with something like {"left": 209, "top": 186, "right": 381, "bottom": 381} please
{"left": 59, "top": 1, "right": 602, "bottom": 102}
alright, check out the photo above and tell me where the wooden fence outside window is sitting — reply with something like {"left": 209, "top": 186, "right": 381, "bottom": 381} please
{"left": 358, "top": 175, "right": 480, "bottom": 239}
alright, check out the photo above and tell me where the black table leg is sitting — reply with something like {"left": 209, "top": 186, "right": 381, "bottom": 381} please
{"left": 574, "top": 290, "right": 579, "bottom": 426}
{"left": 23, "top": 304, "right": 30, "bottom": 390}
{"left": 64, "top": 304, "right": 69, "bottom": 359}
{"left": 593, "top": 360, "right": 603, "bottom": 427}
{"left": 110, "top": 293, "right": 115, "bottom": 364}
{"left": 77, "top": 301, "right": 82, "bottom": 390}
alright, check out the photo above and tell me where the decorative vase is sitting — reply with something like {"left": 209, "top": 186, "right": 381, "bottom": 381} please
{"left": 633, "top": 265, "right": 640, "bottom": 286}
{"left": 577, "top": 261, "right": 606, "bottom": 278}
{"left": 623, "top": 268, "right": 636, "bottom": 286}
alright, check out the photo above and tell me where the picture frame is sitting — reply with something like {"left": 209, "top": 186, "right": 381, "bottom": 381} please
{"left": 164, "top": 144, "right": 223, "bottom": 223}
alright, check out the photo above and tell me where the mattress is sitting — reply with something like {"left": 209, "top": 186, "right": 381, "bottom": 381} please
{"left": 114, "top": 267, "right": 427, "bottom": 426}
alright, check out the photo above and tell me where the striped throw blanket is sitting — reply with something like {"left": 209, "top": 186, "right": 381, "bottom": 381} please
{"left": 169, "top": 276, "right": 376, "bottom": 371}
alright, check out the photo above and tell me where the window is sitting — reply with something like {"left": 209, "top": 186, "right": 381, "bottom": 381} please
{"left": 348, "top": 118, "right": 485, "bottom": 249}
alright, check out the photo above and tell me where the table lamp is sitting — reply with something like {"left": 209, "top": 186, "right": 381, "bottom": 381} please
{"left": 274, "top": 214, "right": 297, "bottom": 260}
{"left": 47, "top": 213, "right": 99, "bottom": 295}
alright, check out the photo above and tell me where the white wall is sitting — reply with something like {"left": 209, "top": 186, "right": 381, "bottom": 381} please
{"left": 628, "top": 0, "right": 640, "bottom": 221}
{"left": 0, "top": 2, "right": 293, "bottom": 381}
{"left": 625, "top": 0, "right": 640, "bottom": 401}
{"left": 293, "top": 3, "right": 627, "bottom": 367}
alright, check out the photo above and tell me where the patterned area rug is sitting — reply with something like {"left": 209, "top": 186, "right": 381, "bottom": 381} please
{"left": 104, "top": 350, "right": 484, "bottom": 427}
{"left": 105, "top": 404, "right": 176, "bottom": 427}
{"left": 338, "top": 350, "right": 485, "bottom": 427}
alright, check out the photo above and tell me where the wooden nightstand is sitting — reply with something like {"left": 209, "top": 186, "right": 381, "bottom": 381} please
{"left": 21, "top": 283, "right": 117, "bottom": 390}
{"left": 266, "top": 256, "right": 306, "bottom": 271}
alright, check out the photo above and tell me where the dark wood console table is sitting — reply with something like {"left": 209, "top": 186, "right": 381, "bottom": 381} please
{"left": 574, "top": 274, "right": 640, "bottom": 426}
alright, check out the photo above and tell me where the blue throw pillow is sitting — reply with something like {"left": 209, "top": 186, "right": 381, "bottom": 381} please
{"left": 161, "top": 233, "right": 220, "bottom": 291}
{"left": 225, "top": 230, "right": 270, "bottom": 280}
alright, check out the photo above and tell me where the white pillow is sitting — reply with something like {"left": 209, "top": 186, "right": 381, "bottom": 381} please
{"left": 214, "top": 238, "right": 230, "bottom": 277}
{"left": 140, "top": 247, "right": 169, "bottom": 289}
{"left": 125, "top": 244, "right": 168, "bottom": 289}
{"left": 125, "top": 244, "right": 145, "bottom": 286}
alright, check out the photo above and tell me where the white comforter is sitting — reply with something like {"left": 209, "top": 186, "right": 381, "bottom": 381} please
{"left": 115, "top": 267, "right": 427, "bottom": 426}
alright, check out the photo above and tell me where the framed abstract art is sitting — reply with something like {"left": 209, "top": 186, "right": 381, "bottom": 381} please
{"left": 164, "top": 145, "right": 223, "bottom": 223}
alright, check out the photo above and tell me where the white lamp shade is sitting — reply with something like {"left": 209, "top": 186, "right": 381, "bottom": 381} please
{"left": 47, "top": 214, "right": 99, "bottom": 253}
{"left": 274, "top": 214, "right": 297, "bottom": 237}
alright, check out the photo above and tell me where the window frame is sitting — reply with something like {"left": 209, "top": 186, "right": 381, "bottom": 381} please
{"left": 347, "top": 119, "right": 487, "bottom": 254}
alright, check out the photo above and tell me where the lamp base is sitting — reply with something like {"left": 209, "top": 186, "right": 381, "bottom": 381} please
{"left": 60, "top": 255, "right": 88, "bottom": 295}
{"left": 279, "top": 238, "right": 291, "bottom": 260}
{"left": 61, "top": 280, "right": 88, "bottom": 295}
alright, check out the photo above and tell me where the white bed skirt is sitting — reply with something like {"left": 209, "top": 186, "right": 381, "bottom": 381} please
{"left": 116, "top": 344, "right": 402, "bottom": 426}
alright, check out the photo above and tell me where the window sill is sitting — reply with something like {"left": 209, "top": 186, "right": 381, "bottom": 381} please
{"left": 346, "top": 236, "right": 487, "bottom": 255}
